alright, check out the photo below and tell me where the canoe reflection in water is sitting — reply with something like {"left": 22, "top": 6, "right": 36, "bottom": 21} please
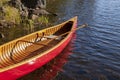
{"left": 19, "top": 33, "right": 76, "bottom": 80}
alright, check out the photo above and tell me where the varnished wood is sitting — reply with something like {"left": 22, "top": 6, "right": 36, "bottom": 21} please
{"left": 0, "top": 17, "right": 78, "bottom": 69}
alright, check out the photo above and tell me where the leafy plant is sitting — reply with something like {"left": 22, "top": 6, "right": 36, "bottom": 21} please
{"left": 38, "top": 16, "right": 49, "bottom": 25}
{"left": 0, "top": 0, "right": 9, "bottom": 6}
{"left": 4, "top": 6, "right": 21, "bottom": 24}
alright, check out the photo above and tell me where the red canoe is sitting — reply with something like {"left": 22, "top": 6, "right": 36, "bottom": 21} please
{"left": 0, "top": 17, "right": 78, "bottom": 80}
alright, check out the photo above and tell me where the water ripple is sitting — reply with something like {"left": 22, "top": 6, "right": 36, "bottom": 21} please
{"left": 19, "top": 0, "right": 120, "bottom": 80}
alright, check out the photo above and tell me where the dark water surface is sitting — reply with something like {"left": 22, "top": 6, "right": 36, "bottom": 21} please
{"left": 19, "top": 0, "right": 120, "bottom": 80}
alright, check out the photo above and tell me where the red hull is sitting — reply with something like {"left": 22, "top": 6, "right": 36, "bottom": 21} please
{"left": 0, "top": 18, "right": 77, "bottom": 80}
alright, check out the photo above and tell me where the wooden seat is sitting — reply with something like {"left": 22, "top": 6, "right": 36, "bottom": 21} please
{"left": 45, "top": 35, "right": 62, "bottom": 40}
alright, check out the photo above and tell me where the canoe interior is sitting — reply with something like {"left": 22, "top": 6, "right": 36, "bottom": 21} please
{"left": 0, "top": 21, "right": 74, "bottom": 69}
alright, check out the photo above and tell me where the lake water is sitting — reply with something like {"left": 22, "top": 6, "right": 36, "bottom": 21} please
{"left": 18, "top": 0, "right": 120, "bottom": 80}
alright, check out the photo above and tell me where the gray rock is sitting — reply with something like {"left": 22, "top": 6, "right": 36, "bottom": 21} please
{"left": 36, "top": 0, "right": 46, "bottom": 9}
{"left": 33, "top": 8, "right": 50, "bottom": 15}
{"left": 31, "top": 14, "right": 39, "bottom": 20}
{"left": 8, "top": 0, "right": 57, "bottom": 19}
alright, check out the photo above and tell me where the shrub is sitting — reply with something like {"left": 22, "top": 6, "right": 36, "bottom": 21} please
{"left": 0, "top": 0, "right": 10, "bottom": 6}
{"left": 38, "top": 16, "right": 49, "bottom": 25}
{"left": 4, "top": 6, "right": 21, "bottom": 24}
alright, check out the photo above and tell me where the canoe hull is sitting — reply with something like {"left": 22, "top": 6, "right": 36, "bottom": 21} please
{"left": 0, "top": 18, "right": 77, "bottom": 80}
